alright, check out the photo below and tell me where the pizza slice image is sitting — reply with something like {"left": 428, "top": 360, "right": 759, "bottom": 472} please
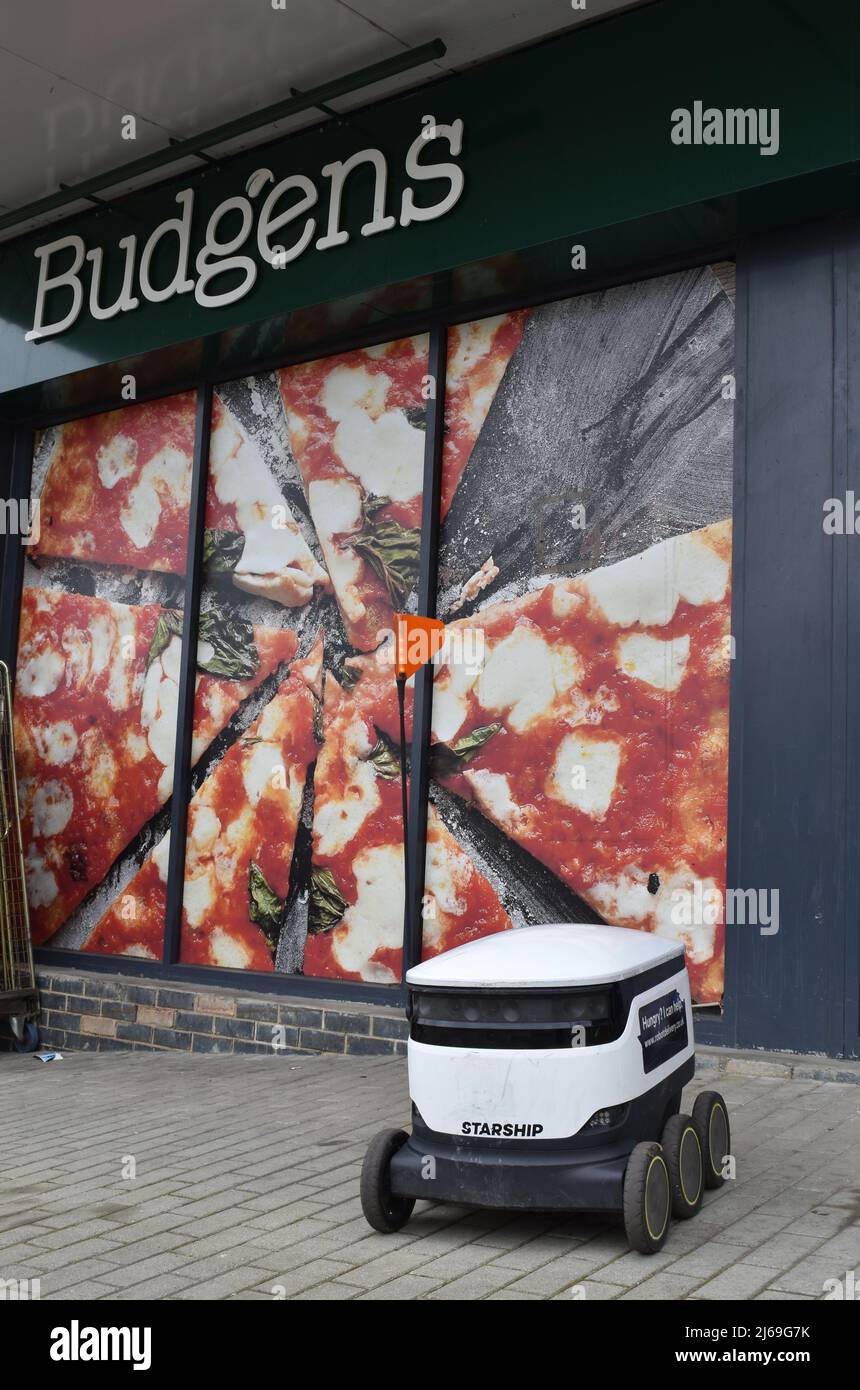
{"left": 429, "top": 520, "right": 733, "bottom": 1004}
{"left": 278, "top": 335, "right": 429, "bottom": 653}
{"left": 14, "top": 586, "right": 298, "bottom": 944}
{"left": 441, "top": 311, "right": 529, "bottom": 516}
{"left": 205, "top": 394, "right": 329, "bottom": 606}
{"left": 33, "top": 390, "right": 196, "bottom": 573}
{"left": 277, "top": 316, "right": 526, "bottom": 651}
{"left": 303, "top": 660, "right": 511, "bottom": 985}
{"left": 33, "top": 391, "right": 328, "bottom": 607}
{"left": 82, "top": 655, "right": 319, "bottom": 968}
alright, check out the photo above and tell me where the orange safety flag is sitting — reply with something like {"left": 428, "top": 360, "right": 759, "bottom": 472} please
{"left": 393, "top": 613, "right": 446, "bottom": 679}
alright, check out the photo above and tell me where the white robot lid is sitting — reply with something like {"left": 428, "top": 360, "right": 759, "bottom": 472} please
{"left": 406, "top": 922, "right": 685, "bottom": 989}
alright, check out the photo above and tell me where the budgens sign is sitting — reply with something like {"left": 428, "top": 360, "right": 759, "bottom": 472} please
{"left": 26, "top": 118, "right": 465, "bottom": 343}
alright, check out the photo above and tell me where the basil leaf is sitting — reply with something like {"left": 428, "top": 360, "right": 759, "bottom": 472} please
{"left": 203, "top": 528, "right": 245, "bottom": 573}
{"left": 313, "top": 700, "right": 324, "bottom": 745}
{"left": 308, "top": 867, "right": 348, "bottom": 935}
{"left": 403, "top": 405, "right": 427, "bottom": 431}
{"left": 338, "top": 662, "right": 360, "bottom": 691}
{"left": 367, "top": 730, "right": 401, "bottom": 780}
{"left": 196, "top": 608, "right": 258, "bottom": 679}
{"left": 351, "top": 496, "right": 421, "bottom": 608}
{"left": 431, "top": 722, "right": 503, "bottom": 779}
{"left": 145, "top": 609, "right": 184, "bottom": 670}
{"left": 248, "top": 860, "right": 285, "bottom": 955}
{"left": 362, "top": 493, "right": 390, "bottom": 521}
{"left": 146, "top": 606, "right": 260, "bottom": 680}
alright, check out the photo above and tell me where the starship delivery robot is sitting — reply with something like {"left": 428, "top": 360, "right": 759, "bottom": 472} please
{"left": 360, "top": 923, "right": 730, "bottom": 1253}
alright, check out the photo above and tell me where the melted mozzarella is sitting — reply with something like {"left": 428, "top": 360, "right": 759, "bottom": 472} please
{"left": 123, "top": 729, "right": 149, "bottom": 763}
{"left": 152, "top": 831, "right": 172, "bottom": 884}
{"left": 430, "top": 652, "right": 479, "bottom": 742}
{"left": 476, "top": 625, "right": 581, "bottom": 732}
{"left": 334, "top": 843, "right": 404, "bottom": 983}
{"left": 308, "top": 479, "right": 365, "bottom": 624}
{"left": 463, "top": 768, "right": 524, "bottom": 833}
{"left": 548, "top": 732, "right": 621, "bottom": 819}
{"left": 321, "top": 362, "right": 389, "bottom": 422}
{"left": 108, "top": 606, "right": 138, "bottom": 711}
{"left": 315, "top": 725, "right": 381, "bottom": 859}
{"left": 141, "top": 648, "right": 179, "bottom": 772}
{"left": 24, "top": 845, "right": 58, "bottom": 908}
{"left": 447, "top": 316, "right": 505, "bottom": 388}
{"left": 183, "top": 868, "right": 217, "bottom": 927}
{"left": 31, "top": 779, "right": 73, "bottom": 837}
{"left": 208, "top": 927, "right": 252, "bottom": 969}
{"left": 333, "top": 408, "right": 424, "bottom": 504}
{"left": 589, "top": 868, "right": 654, "bottom": 924}
{"left": 424, "top": 833, "right": 471, "bottom": 918}
{"left": 90, "top": 613, "right": 114, "bottom": 677}
{"left": 18, "top": 646, "right": 64, "bottom": 698}
{"left": 32, "top": 721, "right": 77, "bottom": 766}
{"left": 160, "top": 632, "right": 182, "bottom": 683}
{"left": 318, "top": 361, "right": 424, "bottom": 504}
{"left": 120, "top": 478, "right": 160, "bottom": 550}
{"left": 61, "top": 626, "right": 91, "bottom": 686}
{"left": 96, "top": 433, "right": 137, "bottom": 489}
{"left": 241, "top": 742, "right": 281, "bottom": 807}
{"left": 84, "top": 743, "right": 117, "bottom": 800}
{"left": 617, "top": 633, "right": 690, "bottom": 691}
{"left": 653, "top": 871, "right": 720, "bottom": 964}
{"left": 119, "top": 445, "right": 189, "bottom": 551}
{"left": 582, "top": 529, "right": 730, "bottom": 627}
{"left": 550, "top": 584, "right": 584, "bottom": 620}
{"left": 211, "top": 400, "right": 326, "bottom": 603}
{"left": 189, "top": 804, "right": 221, "bottom": 855}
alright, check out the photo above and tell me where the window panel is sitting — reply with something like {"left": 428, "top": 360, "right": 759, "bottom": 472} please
{"left": 14, "top": 391, "right": 195, "bottom": 960}
{"left": 424, "top": 266, "right": 735, "bottom": 1005}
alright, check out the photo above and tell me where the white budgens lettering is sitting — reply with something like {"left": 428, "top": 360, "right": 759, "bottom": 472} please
{"left": 257, "top": 173, "right": 318, "bottom": 267}
{"left": 400, "top": 119, "right": 465, "bottom": 227}
{"left": 26, "top": 235, "right": 86, "bottom": 341}
{"left": 139, "top": 189, "right": 195, "bottom": 303}
{"left": 316, "top": 148, "right": 396, "bottom": 249}
{"left": 86, "top": 235, "right": 140, "bottom": 321}
{"left": 195, "top": 195, "right": 257, "bottom": 308}
{"left": 25, "top": 123, "right": 468, "bottom": 340}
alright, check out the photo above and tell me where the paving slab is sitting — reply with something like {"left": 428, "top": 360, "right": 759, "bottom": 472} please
{"left": 1, "top": 1051, "right": 857, "bottom": 1301}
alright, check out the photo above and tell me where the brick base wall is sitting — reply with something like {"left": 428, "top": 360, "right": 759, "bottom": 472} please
{"left": 24, "top": 967, "right": 408, "bottom": 1057}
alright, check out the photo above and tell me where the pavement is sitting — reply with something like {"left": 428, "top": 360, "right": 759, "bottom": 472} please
{"left": 1, "top": 1051, "right": 858, "bottom": 1301}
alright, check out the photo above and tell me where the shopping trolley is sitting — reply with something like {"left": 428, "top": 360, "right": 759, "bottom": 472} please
{"left": 0, "top": 661, "right": 39, "bottom": 1053}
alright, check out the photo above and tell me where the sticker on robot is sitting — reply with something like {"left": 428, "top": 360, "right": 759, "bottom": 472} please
{"left": 637, "top": 989, "right": 688, "bottom": 1074}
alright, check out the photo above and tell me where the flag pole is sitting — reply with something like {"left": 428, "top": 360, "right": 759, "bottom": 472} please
{"left": 393, "top": 613, "right": 444, "bottom": 977}
{"left": 396, "top": 670, "right": 409, "bottom": 918}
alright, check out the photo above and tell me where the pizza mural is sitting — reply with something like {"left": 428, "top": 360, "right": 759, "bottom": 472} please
{"left": 15, "top": 264, "right": 733, "bottom": 1000}
{"left": 428, "top": 267, "right": 735, "bottom": 1004}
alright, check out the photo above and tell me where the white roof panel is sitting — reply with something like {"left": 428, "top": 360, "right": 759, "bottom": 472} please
{"left": 406, "top": 922, "right": 685, "bottom": 989}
